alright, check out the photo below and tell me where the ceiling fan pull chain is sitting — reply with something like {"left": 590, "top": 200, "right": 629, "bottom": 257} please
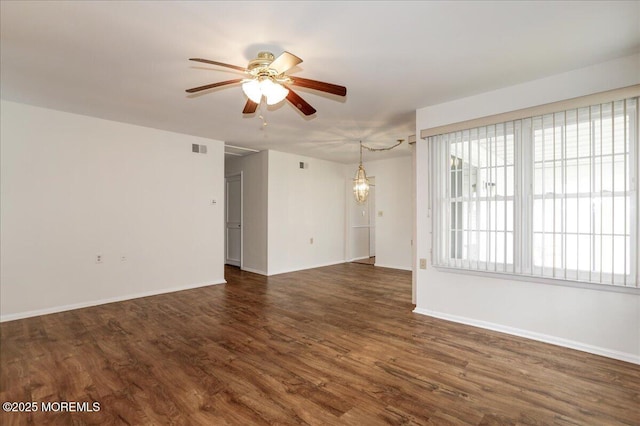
{"left": 258, "top": 102, "right": 268, "bottom": 128}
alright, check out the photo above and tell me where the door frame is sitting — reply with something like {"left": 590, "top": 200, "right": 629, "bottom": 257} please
{"left": 348, "top": 176, "right": 375, "bottom": 262}
{"left": 225, "top": 172, "right": 243, "bottom": 268}
{"left": 368, "top": 181, "right": 376, "bottom": 258}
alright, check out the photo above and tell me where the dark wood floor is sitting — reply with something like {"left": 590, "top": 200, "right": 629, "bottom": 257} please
{"left": 1, "top": 263, "right": 639, "bottom": 425}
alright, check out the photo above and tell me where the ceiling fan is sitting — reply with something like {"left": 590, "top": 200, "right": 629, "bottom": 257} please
{"left": 186, "top": 51, "right": 347, "bottom": 116}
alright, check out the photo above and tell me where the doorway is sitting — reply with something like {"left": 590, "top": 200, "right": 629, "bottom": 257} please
{"left": 225, "top": 174, "right": 242, "bottom": 267}
{"left": 350, "top": 177, "right": 375, "bottom": 265}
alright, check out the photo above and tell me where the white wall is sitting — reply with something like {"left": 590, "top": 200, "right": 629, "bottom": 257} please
{"left": 1, "top": 101, "right": 226, "bottom": 321}
{"left": 267, "top": 150, "right": 345, "bottom": 275}
{"left": 415, "top": 53, "right": 640, "bottom": 363}
{"left": 417, "top": 54, "right": 640, "bottom": 128}
{"left": 225, "top": 151, "right": 268, "bottom": 275}
{"left": 346, "top": 156, "right": 413, "bottom": 270}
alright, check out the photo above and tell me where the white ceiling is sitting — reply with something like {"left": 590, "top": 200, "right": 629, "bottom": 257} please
{"left": 1, "top": 1, "right": 639, "bottom": 163}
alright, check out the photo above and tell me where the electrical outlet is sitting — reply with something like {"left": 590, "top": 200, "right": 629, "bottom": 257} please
{"left": 120, "top": 255, "right": 127, "bottom": 262}
{"left": 419, "top": 258, "right": 427, "bottom": 269}
{"left": 96, "top": 254, "right": 103, "bottom": 264}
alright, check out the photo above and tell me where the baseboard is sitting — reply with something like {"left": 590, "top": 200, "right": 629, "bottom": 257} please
{"left": 374, "top": 263, "right": 412, "bottom": 271}
{"left": 412, "top": 307, "right": 640, "bottom": 365}
{"left": 267, "top": 260, "right": 346, "bottom": 276}
{"left": 0, "top": 279, "right": 226, "bottom": 323}
{"left": 349, "top": 256, "right": 371, "bottom": 262}
{"left": 241, "top": 267, "right": 268, "bottom": 276}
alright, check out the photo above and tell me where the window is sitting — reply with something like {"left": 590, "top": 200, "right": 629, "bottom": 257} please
{"left": 428, "top": 97, "right": 638, "bottom": 288}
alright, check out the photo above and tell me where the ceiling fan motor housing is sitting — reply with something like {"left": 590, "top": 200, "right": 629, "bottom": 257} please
{"left": 246, "top": 52, "right": 291, "bottom": 86}
{"left": 247, "top": 51, "right": 276, "bottom": 73}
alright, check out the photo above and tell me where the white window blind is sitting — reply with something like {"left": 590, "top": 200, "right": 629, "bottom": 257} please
{"left": 429, "top": 97, "right": 638, "bottom": 288}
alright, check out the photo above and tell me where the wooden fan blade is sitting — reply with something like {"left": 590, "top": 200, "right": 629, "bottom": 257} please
{"left": 189, "top": 58, "right": 247, "bottom": 72}
{"left": 186, "top": 78, "right": 243, "bottom": 93}
{"left": 284, "top": 86, "right": 316, "bottom": 116}
{"left": 242, "top": 99, "right": 259, "bottom": 114}
{"left": 269, "top": 51, "right": 303, "bottom": 74}
{"left": 289, "top": 76, "right": 347, "bottom": 97}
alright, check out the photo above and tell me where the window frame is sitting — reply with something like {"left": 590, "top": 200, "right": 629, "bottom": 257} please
{"left": 423, "top": 87, "right": 640, "bottom": 290}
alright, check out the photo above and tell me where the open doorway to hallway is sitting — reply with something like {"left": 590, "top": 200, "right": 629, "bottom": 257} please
{"left": 225, "top": 173, "right": 242, "bottom": 268}
{"left": 350, "top": 177, "right": 375, "bottom": 266}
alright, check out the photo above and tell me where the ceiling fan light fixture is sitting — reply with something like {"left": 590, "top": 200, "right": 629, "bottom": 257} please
{"left": 264, "top": 80, "right": 289, "bottom": 105}
{"left": 242, "top": 79, "right": 263, "bottom": 103}
{"left": 242, "top": 78, "right": 289, "bottom": 106}
{"left": 187, "top": 50, "right": 346, "bottom": 116}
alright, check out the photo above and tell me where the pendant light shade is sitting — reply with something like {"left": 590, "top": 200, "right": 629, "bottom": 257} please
{"left": 262, "top": 79, "right": 289, "bottom": 105}
{"left": 242, "top": 80, "right": 262, "bottom": 103}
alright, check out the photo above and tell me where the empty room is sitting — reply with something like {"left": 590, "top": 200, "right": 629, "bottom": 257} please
{"left": 1, "top": 1, "right": 639, "bottom": 425}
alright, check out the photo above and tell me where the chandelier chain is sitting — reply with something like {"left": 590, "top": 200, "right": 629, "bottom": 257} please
{"left": 360, "top": 139, "right": 404, "bottom": 152}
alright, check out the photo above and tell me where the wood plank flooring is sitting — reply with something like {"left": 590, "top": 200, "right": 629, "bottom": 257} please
{"left": 1, "top": 263, "right": 639, "bottom": 425}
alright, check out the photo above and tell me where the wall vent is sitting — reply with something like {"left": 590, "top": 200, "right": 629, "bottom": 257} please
{"left": 192, "top": 144, "right": 207, "bottom": 154}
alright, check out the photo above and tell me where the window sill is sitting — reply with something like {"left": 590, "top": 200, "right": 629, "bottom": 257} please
{"left": 432, "top": 265, "right": 640, "bottom": 294}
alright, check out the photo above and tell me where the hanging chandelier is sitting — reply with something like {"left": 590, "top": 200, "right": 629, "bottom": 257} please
{"left": 353, "top": 142, "right": 369, "bottom": 204}
{"left": 352, "top": 138, "right": 405, "bottom": 204}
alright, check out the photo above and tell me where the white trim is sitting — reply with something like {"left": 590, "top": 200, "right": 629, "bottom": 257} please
{"left": 349, "top": 256, "right": 371, "bottom": 262}
{"left": 224, "top": 173, "right": 243, "bottom": 268}
{"left": 240, "top": 171, "right": 244, "bottom": 269}
{"left": 412, "top": 307, "right": 640, "bottom": 365}
{"left": 434, "top": 265, "right": 640, "bottom": 295}
{"left": 224, "top": 144, "right": 260, "bottom": 153}
{"left": 374, "top": 263, "right": 412, "bottom": 271}
{"left": 241, "top": 267, "right": 268, "bottom": 276}
{"left": 267, "top": 260, "right": 346, "bottom": 276}
{"left": 0, "top": 279, "right": 226, "bottom": 323}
